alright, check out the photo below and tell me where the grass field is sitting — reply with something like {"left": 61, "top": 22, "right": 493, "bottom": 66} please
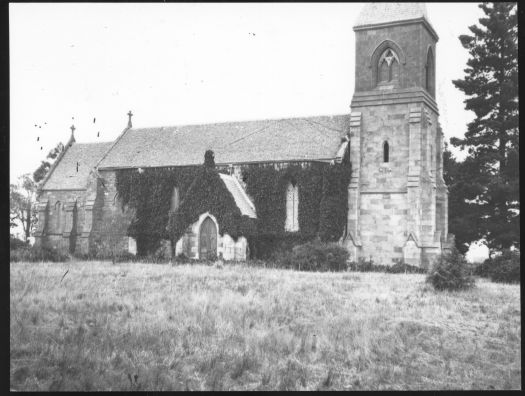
{"left": 10, "top": 261, "right": 521, "bottom": 390}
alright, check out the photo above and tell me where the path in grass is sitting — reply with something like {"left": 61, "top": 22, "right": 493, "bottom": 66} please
{"left": 10, "top": 261, "right": 521, "bottom": 390}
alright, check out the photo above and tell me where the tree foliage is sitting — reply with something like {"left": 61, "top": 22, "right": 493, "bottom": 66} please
{"left": 10, "top": 174, "right": 37, "bottom": 242}
{"left": 33, "top": 142, "right": 65, "bottom": 183}
{"left": 451, "top": 2, "right": 519, "bottom": 252}
{"left": 443, "top": 144, "right": 483, "bottom": 254}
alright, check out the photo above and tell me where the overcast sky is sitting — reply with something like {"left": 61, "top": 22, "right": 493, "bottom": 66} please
{"left": 10, "top": 2, "right": 484, "bottom": 181}
{"left": 9, "top": 2, "right": 488, "bottom": 260}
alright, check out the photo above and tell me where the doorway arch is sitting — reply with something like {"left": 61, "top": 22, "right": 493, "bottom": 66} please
{"left": 199, "top": 216, "right": 218, "bottom": 260}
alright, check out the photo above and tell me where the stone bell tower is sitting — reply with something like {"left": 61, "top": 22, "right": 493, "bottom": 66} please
{"left": 345, "top": 3, "right": 452, "bottom": 268}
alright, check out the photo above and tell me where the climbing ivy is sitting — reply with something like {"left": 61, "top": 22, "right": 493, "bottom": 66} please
{"left": 116, "top": 166, "right": 200, "bottom": 254}
{"left": 167, "top": 155, "right": 257, "bottom": 245}
{"left": 115, "top": 149, "right": 351, "bottom": 257}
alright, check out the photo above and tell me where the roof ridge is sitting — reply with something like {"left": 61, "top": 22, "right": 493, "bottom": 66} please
{"left": 128, "top": 112, "right": 350, "bottom": 131}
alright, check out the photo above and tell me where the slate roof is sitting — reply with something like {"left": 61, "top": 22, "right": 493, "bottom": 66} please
{"left": 354, "top": 2, "right": 429, "bottom": 27}
{"left": 97, "top": 114, "right": 350, "bottom": 169}
{"left": 42, "top": 142, "right": 113, "bottom": 190}
{"left": 219, "top": 173, "right": 257, "bottom": 219}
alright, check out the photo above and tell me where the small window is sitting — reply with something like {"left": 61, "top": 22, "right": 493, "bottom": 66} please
{"left": 171, "top": 186, "right": 180, "bottom": 211}
{"left": 285, "top": 181, "right": 299, "bottom": 232}
{"left": 383, "top": 141, "right": 390, "bottom": 163}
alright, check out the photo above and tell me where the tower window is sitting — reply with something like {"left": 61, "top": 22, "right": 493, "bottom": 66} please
{"left": 383, "top": 141, "right": 390, "bottom": 163}
{"left": 425, "top": 48, "right": 435, "bottom": 96}
{"left": 285, "top": 181, "right": 299, "bottom": 232}
{"left": 377, "top": 49, "right": 400, "bottom": 84}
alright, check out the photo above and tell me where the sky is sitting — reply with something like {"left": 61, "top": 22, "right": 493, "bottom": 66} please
{"left": 9, "top": 3, "right": 489, "bottom": 260}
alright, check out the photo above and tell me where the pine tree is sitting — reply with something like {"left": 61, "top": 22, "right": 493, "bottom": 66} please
{"left": 443, "top": 144, "right": 483, "bottom": 254}
{"left": 451, "top": 2, "right": 519, "bottom": 253}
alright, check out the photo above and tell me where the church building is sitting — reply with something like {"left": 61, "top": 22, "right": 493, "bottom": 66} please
{"left": 34, "top": 3, "right": 454, "bottom": 268}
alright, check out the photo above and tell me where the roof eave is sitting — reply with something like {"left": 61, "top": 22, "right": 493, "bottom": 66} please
{"left": 353, "top": 17, "right": 439, "bottom": 42}
{"left": 97, "top": 157, "right": 340, "bottom": 171}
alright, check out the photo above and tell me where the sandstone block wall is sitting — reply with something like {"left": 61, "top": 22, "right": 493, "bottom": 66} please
{"left": 35, "top": 189, "right": 86, "bottom": 253}
{"left": 89, "top": 170, "right": 135, "bottom": 256}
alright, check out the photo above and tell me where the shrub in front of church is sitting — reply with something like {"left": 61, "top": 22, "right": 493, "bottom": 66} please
{"left": 426, "top": 248, "right": 475, "bottom": 291}
{"left": 10, "top": 245, "right": 69, "bottom": 263}
{"left": 277, "top": 240, "right": 349, "bottom": 272}
{"left": 484, "top": 249, "right": 520, "bottom": 284}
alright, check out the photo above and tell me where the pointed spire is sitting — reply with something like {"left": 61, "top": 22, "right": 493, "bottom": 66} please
{"left": 127, "top": 110, "right": 133, "bottom": 128}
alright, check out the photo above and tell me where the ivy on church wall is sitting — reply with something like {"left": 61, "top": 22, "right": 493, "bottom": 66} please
{"left": 116, "top": 166, "right": 200, "bottom": 254}
{"left": 115, "top": 149, "right": 351, "bottom": 256}
{"left": 166, "top": 163, "right": 257, "bottom": 245}
{"left": 240, "top": 157, "right": 351, "bottom": 243}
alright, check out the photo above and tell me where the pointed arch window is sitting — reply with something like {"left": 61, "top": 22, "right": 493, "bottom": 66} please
{"left": 171, "top": 186, "right": 180, "bottom": 211}
{"left": 285, "top": 181, "right": 299, "bottom": 232}
{"left": 377, "top": 49, "right": 400, "bottom": 84}
{"left": 425, "top": 48, "right": 435, "bottom": 96}
{"left": 55, "top": 201, "right": 62, "bottom": 232}
{"left": 383, "top": 141, "right": 390, "bottom": 163}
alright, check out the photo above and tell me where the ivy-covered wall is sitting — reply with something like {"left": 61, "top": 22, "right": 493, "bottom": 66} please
{"left": 115, "top": 151, "right": 351, "bottom": 257}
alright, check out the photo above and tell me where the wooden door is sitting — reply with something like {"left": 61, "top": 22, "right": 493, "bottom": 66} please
{"left": 199, "top": 217, "right": 217, "bottom": 260}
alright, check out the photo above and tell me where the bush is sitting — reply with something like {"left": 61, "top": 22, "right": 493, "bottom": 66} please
{"left": 486, "top": 249, "right": 520, "bottom": 284}
{"left": 276, "top": 240, "right": 349, "bottom": 272}
{"left": 426, "top": 248, "right": 474, "bottom": 291}
{"left": 10, "top": 236, "right": 28, "bottom": 250}
{"left": 388, "top": 259, "right": 426, "bottom": 274}
{"left": 10, "top": 245, "right": 69, "bottom": 263}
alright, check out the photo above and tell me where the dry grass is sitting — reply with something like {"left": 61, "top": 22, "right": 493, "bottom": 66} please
{"left": 10, "top": 261, "right": 521, "bottom": 390}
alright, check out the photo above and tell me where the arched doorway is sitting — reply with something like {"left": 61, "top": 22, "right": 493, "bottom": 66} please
{"left": 199, "top": 216, "right": 217, "bottom": 260}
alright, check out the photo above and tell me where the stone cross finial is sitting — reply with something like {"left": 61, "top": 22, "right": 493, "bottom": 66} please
{"left": 68, "top": 124, "right": 76, "bottom": 146}
{"left": 127, "top": 110, "right": 133, "bottom": 128}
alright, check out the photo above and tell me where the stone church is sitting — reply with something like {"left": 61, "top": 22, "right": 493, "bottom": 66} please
{"left": 34, "top": 3, "right": 454, "bottom": 267}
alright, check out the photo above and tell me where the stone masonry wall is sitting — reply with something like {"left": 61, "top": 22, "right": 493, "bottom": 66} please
{"left": 355, "top": 22, "right": 437, "bottom": 95}
{"left": 355, "top": 103, "right": 411, "bottom": 264}
{"left": 90, "top": 170, "right": 135, "bottom": 256}
{"left": 37, "top": 189, "right": 86, "bottom": 253}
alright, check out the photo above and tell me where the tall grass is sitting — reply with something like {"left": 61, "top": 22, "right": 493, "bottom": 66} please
{"left": 10, "top": 261, "right": 521, "bottom": 390}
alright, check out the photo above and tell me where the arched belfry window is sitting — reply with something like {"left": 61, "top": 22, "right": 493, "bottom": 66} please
{"left": 425, "top": 48, "right": 435, "bottom": 96}
{"left": 171, "top": 186, "right": 180, "bottom": 211}
{"left": 285, "top": 181, "right": 299, "bottom": 232}
{"left": 383, "top": 141, "right": 390, "bottom": 163}
{"left": 377, "top": 49, "right": 400, "bottom": 84}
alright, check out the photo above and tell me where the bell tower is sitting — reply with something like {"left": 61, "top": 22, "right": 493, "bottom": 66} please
{"left": 345, "top": 3, "right": 452, "bottom": 268}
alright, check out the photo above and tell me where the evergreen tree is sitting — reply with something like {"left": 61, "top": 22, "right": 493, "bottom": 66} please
{"left": 443, "top": 144, "right": 483, "bottom": 254}
{"left": 451, "top": 2, "right": 519, "bottom": 253}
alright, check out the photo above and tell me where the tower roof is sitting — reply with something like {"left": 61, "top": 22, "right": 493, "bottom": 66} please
{"left": 355, "top": 2, "right": 429, "bottom": 28}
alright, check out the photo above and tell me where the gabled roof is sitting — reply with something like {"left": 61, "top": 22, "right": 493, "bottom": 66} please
{"left": 42, "top": 142, "right": 113, "bottom": 190}
{"left": 354, "top": 3, "right": 429, "bottom": 28}
{"left": 219, "top": 173, "right": 257, "bottom": 219}
{"left": 97, "top": 114, "right": 350, "bottom": 169}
